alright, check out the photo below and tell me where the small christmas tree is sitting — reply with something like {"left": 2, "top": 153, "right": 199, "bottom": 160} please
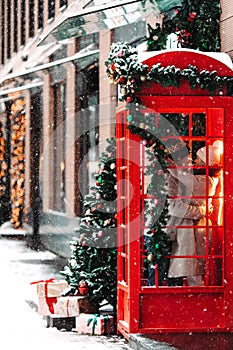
{"left": 60, "top": 138, "right": 117, "bottom": 310}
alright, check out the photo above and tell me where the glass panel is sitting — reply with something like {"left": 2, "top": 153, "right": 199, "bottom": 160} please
{"left": 208, "top": 258, "right": 223, "bottom": 286}
{"left": 40, "top": 0, "right": 158, "bottom": 45}
{"left": 140, "top": 108, "right": 224, "bottom": 288}
{"left": 21, "top": 0, "right": 26, "bottom": 46}
{"left": 192, "top": 113, "right": 206, "bottom": 136}
{"left": 191, "top": 140, "right": 206, "bottom": 162}
{"left": 29, "top": 0, "right": 35, "bottom": 38}
{"left": 161, "top": 113, "right": 189, "bottom": 136}
{"left": 53, "top": 83, "right": 66, "bottom": 213}
{"left": 141, "top": 140, "right": 170, "bottom": 287}
{"left": 48, "top": 0, "right": 55, "bottom": 19}
{"left": 1, "top": 1, "right": 5, "bottom": 64}
{"left": 60, "top": 0, "right": 67, "bottom": 8}
{"left": 38, "top": 0, "right": 43, "bottom": 29}
{"left": 13, "top": 0, "right": 18, "bottom": 52}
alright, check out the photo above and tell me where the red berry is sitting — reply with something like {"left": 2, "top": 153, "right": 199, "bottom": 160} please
{"left": 119, "top": 76, "right": 125, "bottom": 83}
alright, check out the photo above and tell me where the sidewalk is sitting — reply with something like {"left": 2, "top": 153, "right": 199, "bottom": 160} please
{"left": 0, "top": 235, "right": 130, "bottom": 350}
{"left": 4, "top": 234, "right": 232, "bottom": 350}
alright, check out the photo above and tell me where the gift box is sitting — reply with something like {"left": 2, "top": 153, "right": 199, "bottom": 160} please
{"left": 75, "top": 313, "right": 114, "bottom": 335}
{"left": 31, "top": 278, "right": 68, "bottom": 298}
{"left": 37, "top": 295, "right": 89, "bottom": 317}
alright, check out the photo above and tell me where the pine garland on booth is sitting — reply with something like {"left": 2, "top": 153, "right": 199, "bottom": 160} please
{"left": 126, "top": 106, "right": 171, "bottom": 268}
{"left": 105, "top": 42, "right": 148, "bottom": 104}
{"left": 105, "top": 42, "right": 230, "bottom": 105}
{"left": 60, "top": 138, "right": 117, "bottom": 309}
{"left": 144, "top": 147, "right": 171, "bottom": 269}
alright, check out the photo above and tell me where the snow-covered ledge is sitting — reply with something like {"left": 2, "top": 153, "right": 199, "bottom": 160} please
{"left": 137, "top": 41, "right": 233, "bottom": 70}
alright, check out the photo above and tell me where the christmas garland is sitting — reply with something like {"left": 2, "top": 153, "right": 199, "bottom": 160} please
{"left": 126, "top": 105, "right": 171, "bottom": 271}
{"left": 170, "top": 0, "right": 221, "bottom": 52}
{"left": 105, "top": 42, "right": 232, "bottom": 104}
{"left": 0, "top": 121, "right": 8, "bottom": 224}
{"left": 146, "top": 0, "right": 221, "bottom": 52}
{"left": 10, "top": 97, "right": 26, "bottom": 229}
{"left": 0, "top": 122, "right": 7, "bottom": 195}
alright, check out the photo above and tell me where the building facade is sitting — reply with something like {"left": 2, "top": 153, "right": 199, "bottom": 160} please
{"left": 0, "top": 0, "right": 232, "bottom": 255}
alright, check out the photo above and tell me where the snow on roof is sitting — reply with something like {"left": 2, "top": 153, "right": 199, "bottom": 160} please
{"left": 137, "top": 42, "right": 233, "bottom": 70}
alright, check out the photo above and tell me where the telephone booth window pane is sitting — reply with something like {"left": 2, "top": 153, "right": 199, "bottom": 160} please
{"left": 140, "top": 109, "right": 224, "bottom": 288}
{"left": 161, "top": 113, "right": 189, "bottom": 136}
{"left": 192, "top": 113, "right": 206, "bottom": 136}
{"left": 192, "top": 141, "right": 206, "bottom": 161}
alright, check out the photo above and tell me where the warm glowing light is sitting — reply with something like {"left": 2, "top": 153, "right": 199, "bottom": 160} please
{"left": 10, "top": 97, "right": 26, "bottom": 229}
{"left": 213, "top": 139, "right": 223, "bottom": 156}
{"left": 218, "top": 174, "right": 223, "bottom": 226}
{"left": 212, "top": 140, "right": 224, "bottom": 226}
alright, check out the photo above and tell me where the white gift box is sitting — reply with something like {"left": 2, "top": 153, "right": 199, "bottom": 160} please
{"left": 75, "top": 313, "right": 114, "bottom": 335}
{"left": 38, "top": 295, "right": 89, "bottom": 317}
{"left": 32, "top": 278, "right": 68, "bottom": 298}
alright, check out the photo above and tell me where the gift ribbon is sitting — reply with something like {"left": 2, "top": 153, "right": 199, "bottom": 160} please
{"left": 87, "top": 314, "right": 98, "bottom": 335}
{"left": 87, "top": 314, "right": 110, "bottom": 335}
{"left": 30, "top": 278, "right": 58, "bottom": 314}
{"left": 66, "top": 298, "right": 70, "bottom": 317}
{"left": 30, "top": 278, "right": 56, "bottom": 286}
{"left": 103, "top": 314, "right": 110, "bottom": 333}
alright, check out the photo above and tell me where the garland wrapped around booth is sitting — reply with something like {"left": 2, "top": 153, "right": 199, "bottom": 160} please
{"left": 105, "top": 42, "right": 232, "bottom": 105}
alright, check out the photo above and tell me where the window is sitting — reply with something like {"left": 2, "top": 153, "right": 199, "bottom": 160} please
{"left": 13, "top": 0, "right": 18, "bottom": 52}
{"left": 60, "top": 0, "right": 67, "bottom": 9}
{"left": 76, "top": 63, "right": 99, "bottom": 214}
{"left": 1, "top": 2, "right": 5, "bottom": 64}
{"left": 38, "top": 0, "right": 43, "bottom": 29}
{"left": 48, "top": 0, "right": 55, "bottom": 20}
{"left": 53, "top": 83, "right": 66, "bottom": 213}
{"left": 7, "top": 0, "right": 11, "bottom": 58}
{"left": 21, "top": 0, "right": 26, "bottom": 46}
{"left": 141, "top": 109, "right": 224, "bottom": 288}
{"left": 30, "top": 93, "right": 43, "bottom": 234}
{"left": 29, "top": 0, "right": 35, "bottom": 38}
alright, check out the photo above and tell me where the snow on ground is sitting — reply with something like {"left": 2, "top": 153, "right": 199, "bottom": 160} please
{"left": 0, "top": 236, "right": 129, "bottom": 350}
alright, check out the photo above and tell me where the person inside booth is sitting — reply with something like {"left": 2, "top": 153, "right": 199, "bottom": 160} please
{"left": 166, "top": 140, "right": 222, "bottom": 286}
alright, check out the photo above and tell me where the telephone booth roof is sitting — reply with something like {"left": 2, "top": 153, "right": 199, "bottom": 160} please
{"left": 138, "top": 48, "right": 233, "bottom": 72}
{"left": 135, "top": 48, "right": 233, "bottom": 100}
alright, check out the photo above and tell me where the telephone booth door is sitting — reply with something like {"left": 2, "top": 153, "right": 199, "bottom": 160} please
{"left": 116, "top": 50, "right": 233, "bottom": 338}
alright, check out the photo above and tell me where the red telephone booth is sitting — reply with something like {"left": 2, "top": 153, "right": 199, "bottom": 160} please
{"left": 116, "top": 50, "right": 233, "bottom": 338}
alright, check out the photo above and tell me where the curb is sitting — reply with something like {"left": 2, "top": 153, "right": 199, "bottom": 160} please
{"left": 129, "top": 334, "right": 178, "bottom": 350}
